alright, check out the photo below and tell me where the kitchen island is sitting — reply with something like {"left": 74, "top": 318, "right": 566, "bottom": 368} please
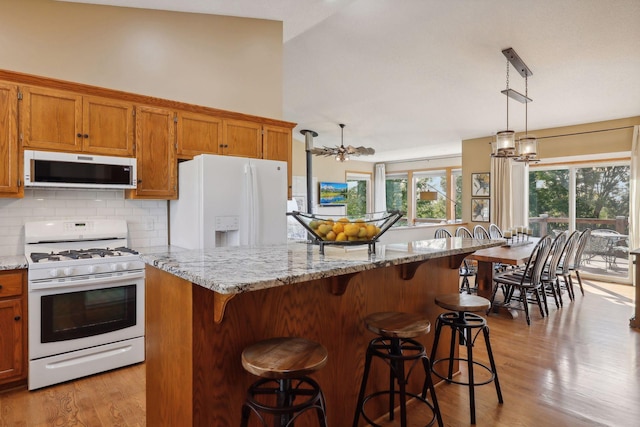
{"left": 140, "top": 238, "right": 502, "bottom": 426}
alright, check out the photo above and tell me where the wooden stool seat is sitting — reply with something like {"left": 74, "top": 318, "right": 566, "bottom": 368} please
{"left": 241, "top": 337, "right": 328, "bottom": 426}
{"left": 434, "top": 294, "right": 490, "bottom": 313}
{"left": 242, "top": 337, "right": 328, "bottom": 379}
{"left": 364, "top": 311, "right": 431, "bottom": 339}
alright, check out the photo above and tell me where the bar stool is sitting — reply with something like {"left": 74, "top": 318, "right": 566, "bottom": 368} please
{"left": 241, "top": 337, "right": 328, "bottom": 427}
{"left": 352, "top": 312, "right": 443, "bottom": 427}
{"left": 429, "top": 294, "right": 503, "bottom": 424}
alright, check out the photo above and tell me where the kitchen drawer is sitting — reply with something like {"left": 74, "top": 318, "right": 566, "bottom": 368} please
{"left": 0, "top": 272, "right": 23, "bottom": 298}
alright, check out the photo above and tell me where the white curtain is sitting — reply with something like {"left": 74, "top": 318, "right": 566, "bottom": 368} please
{"left": 490, "top": 157, "right": 513, "bottom": 230}
{"left": 374, "top": 163, "right": 386, "bottom": 212}
{"left": 629, "top": 125, "right": 640, "bottom": 263}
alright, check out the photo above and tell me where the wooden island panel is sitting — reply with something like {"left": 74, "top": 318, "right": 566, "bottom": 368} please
{"left": 146, "top": 255, "right": 459, "bottom": 426}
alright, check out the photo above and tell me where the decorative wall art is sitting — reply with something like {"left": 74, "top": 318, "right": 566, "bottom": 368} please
{"left": 471, "top": 198, "right": 490, "bottom": 222}
{"left": 471, "top": 173, "right": 490, "bottom": 197}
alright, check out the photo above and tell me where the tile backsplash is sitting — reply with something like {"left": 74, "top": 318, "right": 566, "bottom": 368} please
{"left": 0, "top": 189, "right": 168, "bottom": 257}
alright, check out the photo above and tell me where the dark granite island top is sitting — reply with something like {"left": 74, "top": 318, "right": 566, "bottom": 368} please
{"left": 140, "top": 237, "right": 503, "bottom": 426}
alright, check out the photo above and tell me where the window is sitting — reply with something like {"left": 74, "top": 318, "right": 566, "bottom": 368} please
{"left": 414, "top": 169, "right": 461, "bottom": 223}
{"left": 415, "top": 171, "right": 447, "bottom": 222}
{"left": 529, "top": 161, "right": 630, "bottom": 281}
{"left": 346, "top": 172, "right": 371, "bottom": 216}
{"left": 385, "top": 173, "right": 408, "bottom": 220}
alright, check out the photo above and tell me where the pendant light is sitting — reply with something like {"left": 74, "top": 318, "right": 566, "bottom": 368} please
{"left": 492, "top": 58, "right": 516, "bottom": 157}
{"left": 515, "top": 74, "right": 539, "bottom": 163}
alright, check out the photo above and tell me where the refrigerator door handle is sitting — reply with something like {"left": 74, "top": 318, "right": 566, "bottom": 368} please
{"left": 245, "top": 163, "right": 260, "bottom": 245}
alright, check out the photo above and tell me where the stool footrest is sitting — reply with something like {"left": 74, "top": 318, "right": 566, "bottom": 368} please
{"left": 431, "top": 357, "right": 497, "bottom": 387}
{"left": 359, "top": 390, "right": 439, "bottom": 427}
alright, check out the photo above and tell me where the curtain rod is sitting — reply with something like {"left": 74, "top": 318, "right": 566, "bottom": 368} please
{"left": 537, "top": 125, "right": 634, "bottom": 141}
{"left": 382, "top": 153, "right": 462, "bottom": 165}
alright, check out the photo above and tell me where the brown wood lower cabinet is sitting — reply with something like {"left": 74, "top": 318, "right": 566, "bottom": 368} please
{"left": 0, "top": 270, "right": 27, "bottom": 390}
{"left": 145, "top": 255, "right": 460, "bottom": 426}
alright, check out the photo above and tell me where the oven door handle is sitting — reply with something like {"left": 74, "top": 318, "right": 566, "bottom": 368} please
{"left": 29, "top": 270, "right": 145, "bottom": 291}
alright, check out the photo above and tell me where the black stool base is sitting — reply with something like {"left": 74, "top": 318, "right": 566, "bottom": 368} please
{"left": 429, "top": 311, "right": 503, "bottom": 425}
{"left": 241, "top": 376, "right": 327, "bottom": 427}
{"left": 353, "top": 336, "right": 443, "bottom": 427}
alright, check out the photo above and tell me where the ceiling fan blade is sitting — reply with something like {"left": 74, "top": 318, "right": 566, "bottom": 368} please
{"left": 310, "top": 146, "right": 338, "bottom": 156}
{"left": 347, "top": 146, "right": 376, "bottom": 156}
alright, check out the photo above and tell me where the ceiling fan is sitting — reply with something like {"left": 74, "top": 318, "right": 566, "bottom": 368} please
{"left": 309, "top": 123, "right": 375, "bottom": 162}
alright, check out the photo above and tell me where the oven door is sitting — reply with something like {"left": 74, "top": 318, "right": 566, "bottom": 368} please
{"left": 28, "top": 271, "right": 145, "bottom": 360}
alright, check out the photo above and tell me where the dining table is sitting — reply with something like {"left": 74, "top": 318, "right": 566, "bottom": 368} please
{"left": 466, "top": 238, "right": 540, "bottom": 316}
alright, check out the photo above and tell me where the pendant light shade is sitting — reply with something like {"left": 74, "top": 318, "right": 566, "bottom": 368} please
{"left": 492, "top": 130, "right": 516, "bottom": 157}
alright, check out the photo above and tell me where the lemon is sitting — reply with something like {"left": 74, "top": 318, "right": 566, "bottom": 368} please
{"left": 336, "top": 232, "right": 347, "bottom": 241}
{"left": 332, "top": 222, "right": 344, "bottom": 234}
{"left": 344, "top": 223, "right": 360, "bottom": 237}
{"left": 325, "top": 230, "right": 337, "bottom": 241}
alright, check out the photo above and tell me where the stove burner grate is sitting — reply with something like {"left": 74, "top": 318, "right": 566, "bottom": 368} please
{"left": 29, "top": 247, "right": 139, "bottom": 263}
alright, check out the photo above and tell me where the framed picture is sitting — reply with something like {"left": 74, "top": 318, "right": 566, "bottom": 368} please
{"left": 471, "top": 172, "right": 490, "bottom": 197}
{"left": 471, "top": 198, "right": 490, "bottom": 222}
{"left": 319, "top": 181, "right": 348, "bottom": 206}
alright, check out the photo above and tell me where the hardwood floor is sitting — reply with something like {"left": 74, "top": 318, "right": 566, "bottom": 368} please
{"left": 0, "top": 280, "right": 638, "bottom": 426}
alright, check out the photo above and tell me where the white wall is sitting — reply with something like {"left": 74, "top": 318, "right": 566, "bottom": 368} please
{"left": 0, "top": 0, "right": 283, "bottom": 119}
{"left": 0, "top": 190, "right": 167, "bottom": 256}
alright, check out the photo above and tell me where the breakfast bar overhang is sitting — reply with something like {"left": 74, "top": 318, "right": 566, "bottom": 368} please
{"left": 140, "top": 238, "right": 502, "bottom": 426}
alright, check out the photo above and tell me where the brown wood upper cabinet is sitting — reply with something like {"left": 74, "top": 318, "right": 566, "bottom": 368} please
{"left": 20, "top": 86, "right": 134, "bottom": 156}
{"left": 0, "top": 270, "right": 27, "bottom": 390}
{"left": 176, "top": 111, "right": 222, "bottom": 160}
{"left": 222, "top": 119, "right": 263, "bottom": 158}
{"left": 263, "top": 125, "right": 293, "bottom": 198}
{"left": 0, "top": 82, "right": 21, "bottom": 198}
{"left": 126, "top": 105, "right": 177, "bottom": 199}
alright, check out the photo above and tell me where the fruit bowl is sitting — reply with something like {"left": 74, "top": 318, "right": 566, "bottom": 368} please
{"left": 288, "top": 210, "right": 403, "bottom": 254}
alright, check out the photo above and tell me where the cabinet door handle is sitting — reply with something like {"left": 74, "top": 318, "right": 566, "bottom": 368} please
{"left": 0, "top": 284, "right": 3, "bottom": 290}
{"left": 14, "top": 316, "right": 21, "bottom": 321}
{"left": 137, "top": 179, "right": 143, "bottom": 183}
{"left": 77, "top": 133, "right": 83, "bottom": 138}
{"left": 84, "top": 134, "right": 89, "bottom": 138}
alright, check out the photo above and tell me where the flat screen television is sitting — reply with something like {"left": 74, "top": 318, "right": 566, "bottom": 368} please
{"left": 319, "top": 181, "right": 348, "bottom": 206}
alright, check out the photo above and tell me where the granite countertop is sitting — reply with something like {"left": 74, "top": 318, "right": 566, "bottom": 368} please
{"left": 138, "top": 238, "right": 503, "bottom": 295}
{"left": 0, "top": 255, "right": 28, "bottom": 271}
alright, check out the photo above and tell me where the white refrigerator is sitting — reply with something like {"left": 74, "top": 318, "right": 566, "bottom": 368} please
{"left": 170, "top": 154, "right": 288, "bottom": 249}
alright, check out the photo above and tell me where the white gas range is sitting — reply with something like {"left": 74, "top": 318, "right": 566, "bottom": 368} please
{"left": 24, "top": 219, "right": 145, "bottom": 390}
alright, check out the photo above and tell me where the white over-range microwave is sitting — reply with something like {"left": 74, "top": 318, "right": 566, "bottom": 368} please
{"left": 23, "top": 150, "right": 137, "bottom": 189}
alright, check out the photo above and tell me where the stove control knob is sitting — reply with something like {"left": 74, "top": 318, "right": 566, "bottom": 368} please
{"left": 64, "top": 267, "right": 74, "bottom": 276}
{"left": 49, "top": 269, "right": 61, "bottom": 278}
{"left": 110, "top": 263, "right": 121, "bottom": 272}
{"left": 121, "top": 262, "right": 129, "bottom": 270}
{"left": 87, "top": 265, "right": 95, "bottom": 274}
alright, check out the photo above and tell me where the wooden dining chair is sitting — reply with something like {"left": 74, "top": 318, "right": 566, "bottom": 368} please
{"left": 568, "top": 229, "right": 591, "bottom": 297}
{"left": 455, "top": 227, "right": 476, "bottom": 294}
{"left": 473, "top": 225, "right": 490, "bottom": 240}
{"left": 455, "top": 227, "right": 473, "bottom": 239}
{"left": 541, "top": 232, "right": 567, "bottom": 310}
{"left": 434, "top": 228, "right": 452, "bottom": 239}
{"left": 488, "top": 224, "right": 503, "bottom": 239}
{"left": 555, "top": 230, "right": 581, "bottom": 303}
{"left": 490, "top": 235, "right": 553, "bottom": 325}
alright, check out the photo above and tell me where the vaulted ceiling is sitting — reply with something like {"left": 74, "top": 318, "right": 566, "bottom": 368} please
{"left": 61, "top": 0, "right": 640, "bottom": 162}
